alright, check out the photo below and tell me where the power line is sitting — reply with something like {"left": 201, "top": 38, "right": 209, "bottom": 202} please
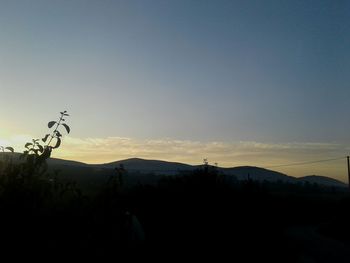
{"left": 263, "top": 156, "right": 346, "bottom": 169}
{"left": 104, "top": 156, "right": 347, "bottom": 171}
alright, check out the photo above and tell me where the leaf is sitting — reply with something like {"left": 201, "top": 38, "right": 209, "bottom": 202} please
{"left": 5, "top": 147, "right": 14, "bottom": 153}
{"left": 37, "top": 144, "right": 44, "bottom": 153}
{"left": 42, "top": 134, "right": 50, "bottom": 142}
{"left": 53, "top": 137, "right": 61, "bottom": 149}
{"left": 55, "top": 131, "right": 62, "bottom": 137}
{"left": 48, "top": 121, "right": 56, "bottom": 128}
{"left": 62, "top": 123, "right": 70, "bottom": 134}
{"left": 25, "top": 143, "right": 33, "bottom": 149}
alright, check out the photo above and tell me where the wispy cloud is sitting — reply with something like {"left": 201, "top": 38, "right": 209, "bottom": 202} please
{"left": 57, "top": 137, "right": 346, "bottom": 166}
{"left": 53, "top": 137, "right": 348, "bottom": 181}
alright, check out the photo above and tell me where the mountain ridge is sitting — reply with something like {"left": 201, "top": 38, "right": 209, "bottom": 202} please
{"left": 84, "top": 157, "right": 348, "bottom": 187}
{"left": 1, "top": 154, "right": 347, "bottom": 187}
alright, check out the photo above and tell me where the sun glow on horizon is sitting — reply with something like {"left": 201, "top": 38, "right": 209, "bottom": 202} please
{"left": 0, "top": 133, "right": 34, "bottom": 152}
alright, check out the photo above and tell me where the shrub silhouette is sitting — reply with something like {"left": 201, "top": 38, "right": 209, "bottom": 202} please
{"left": 0, "top": 111, "right": 71, "bottom": 199}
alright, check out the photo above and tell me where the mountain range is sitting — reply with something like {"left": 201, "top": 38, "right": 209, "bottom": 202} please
{"left": 42, "top": 157, "right": 347, "bottom": 188}
{"left": 0, "top": 153, "right": 346, "bottom": 188}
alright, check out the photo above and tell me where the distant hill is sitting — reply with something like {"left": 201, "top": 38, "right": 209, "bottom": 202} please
{"left": 0, "top": 154, "right": 347, "bottom": 188}
{"left": 297, "top": 175, "right": 347, "bottom": 188}
{"left": 47, "top": 157, "right": 89, "bottom": 167}
{"left": 97, "top": 158, "right": 347, "bottom": 188}
{"left": 98, "top": 158, "right": 194, "bottom": 175}
{"left": 0, "top": 152, "right": 88, "bottom": 167}
{"left": 222, "top": 166, "right": 295, "bottom": 183}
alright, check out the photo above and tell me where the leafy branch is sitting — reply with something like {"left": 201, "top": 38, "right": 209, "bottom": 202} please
{"left": 22, "top": 111, "right": 71, "bottom": 166}
{"left": 44, "top": 110, "right": 70, "bottom": 149}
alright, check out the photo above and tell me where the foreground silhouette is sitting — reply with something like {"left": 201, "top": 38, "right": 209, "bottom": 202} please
{"left": 0, "top": 160, "right": 350, "bottom": 262}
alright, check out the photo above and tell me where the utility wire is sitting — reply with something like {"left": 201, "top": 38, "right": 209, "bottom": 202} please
{"left": 105, "top": 157, "right": 347, "bottom": 171}
{"left": 263, "top": 156, "right": 346, "bottom": 169}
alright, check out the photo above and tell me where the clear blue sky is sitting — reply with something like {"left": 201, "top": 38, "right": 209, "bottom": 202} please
{"left": 0, "top": 1, "right": 349, "bottom": 179}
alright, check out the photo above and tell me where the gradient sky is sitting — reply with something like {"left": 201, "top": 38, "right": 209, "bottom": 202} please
{"left": 0, "top": 1, "right": 349, "bottom": 181}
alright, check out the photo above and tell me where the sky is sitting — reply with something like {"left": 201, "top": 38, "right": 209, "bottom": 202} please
{"left": 0, "top": 0, "right": 349, "bottom": 181}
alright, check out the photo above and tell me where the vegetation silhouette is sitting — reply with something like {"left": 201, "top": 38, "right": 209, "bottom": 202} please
{"left": 1, "top": 114, "right": 350, "bottom": 261}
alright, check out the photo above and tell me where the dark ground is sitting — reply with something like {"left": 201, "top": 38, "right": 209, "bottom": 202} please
{"left": 0, "top": 167, "right": 350, "bottom": 262}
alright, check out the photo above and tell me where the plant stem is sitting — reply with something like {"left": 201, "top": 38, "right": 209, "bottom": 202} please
{"left": 47, "top": 113, "right": 64, "bottom": 147}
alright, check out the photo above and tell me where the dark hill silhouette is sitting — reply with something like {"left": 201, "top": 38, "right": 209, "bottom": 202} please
{"left": 297, "top": 175, "right": 347, "bottom": 188}
{"left": 98, "top": 157, "right": 194, "bottom": 174}
{"left": 222, "top": 166, "right": 295, "bottom": 182}
{"left": 0, "top": 152, "right": 88, "bottom": 167}
{"left": 69, "top": 157, "right": 349, "bottom": 188}
{"left": 1, "top": 154, "right": 346, "bottom": 188}
{"left": 47, "top": 157, "right": 89, "bottom": 167}
{"left": 98, "top": 159, "right": 347, "bottom": 187}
